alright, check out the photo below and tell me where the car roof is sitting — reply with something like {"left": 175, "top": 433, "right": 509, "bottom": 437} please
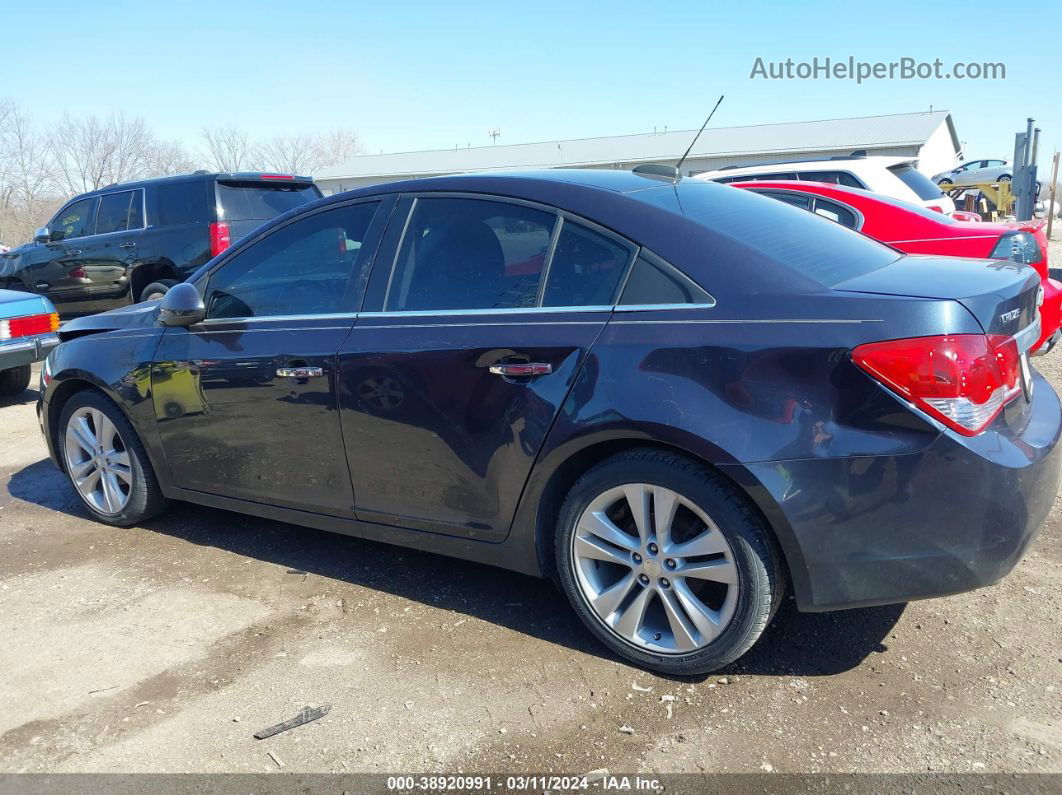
{"left": 69, "top": 172, "right": 316, "bottom": 200}
{"left": 695, "top": 155, "right": 915, "bottom": 179}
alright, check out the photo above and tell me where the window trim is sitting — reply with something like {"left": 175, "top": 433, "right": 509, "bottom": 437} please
{"left": 375, "top": 191, "right": 640, "bottom": 315}
{"left": 614, "top": 248, "right": 716, "bottom": 311}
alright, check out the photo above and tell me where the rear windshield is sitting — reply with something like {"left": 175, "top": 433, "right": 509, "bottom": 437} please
{"left": 641, "top": 181, "right": 901, "bottom": 287}
{"left": 888, "top": 164, "right": 944, "bottom": 201}
{"left": 216, "top": 181, "right": 321, "bottom": 221}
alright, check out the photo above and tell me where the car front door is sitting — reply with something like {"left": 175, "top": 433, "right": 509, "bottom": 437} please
{"left": 151, "top": 198, "right": 391, "bottom": 516}
{"left": 337, "top": 194, "right": 635, "bottom": 540}
{"left": 28, "top": 196, "right": 99, "bottom": 313}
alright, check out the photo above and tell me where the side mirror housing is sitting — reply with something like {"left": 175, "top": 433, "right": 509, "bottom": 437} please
{"left": 158, "top": 283, "right": 206, "bottom": 327}
{"left": 34, "top": 227, "right": 51, "bottom": 244}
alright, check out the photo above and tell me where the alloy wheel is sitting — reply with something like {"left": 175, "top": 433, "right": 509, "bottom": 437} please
{"left": 63, "top": 407, "right": 133, "bottom": 515}
{"left": 571, "top": 483, "right": 738, "bottom": 655}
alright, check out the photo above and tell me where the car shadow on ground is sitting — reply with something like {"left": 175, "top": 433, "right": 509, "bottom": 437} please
{"left": 0, "top": 386, "right": 40, "bottom": 407}
{"left": 8, "top": 457, "right": 903, "bottom": 680}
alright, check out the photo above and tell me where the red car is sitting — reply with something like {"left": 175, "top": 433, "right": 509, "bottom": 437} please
{"left": 733, "top": 180, "right": 1060, "bottom": 352}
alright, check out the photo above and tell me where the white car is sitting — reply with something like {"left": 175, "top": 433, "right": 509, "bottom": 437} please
{"left": 932, "top": 159, "right": 1011, "bottom": 188}
{"left": 695, "top": 155, "right": 955, "bottom": 214}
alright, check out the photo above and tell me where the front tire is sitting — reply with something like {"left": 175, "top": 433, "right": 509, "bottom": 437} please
{"left": 937, "top": 178, "right": 953, "bottom": 187}
{"left": 0, "top": 364, "right": 31, "bottom": 397}
{"left": 59, "top": 389, "right": 168, "bottom": 526}
{"left": 998, "top": 174, "right": 1012, "bottom": 182}
{"left": 555, "top": 449, "right": 783, "bottom": 675}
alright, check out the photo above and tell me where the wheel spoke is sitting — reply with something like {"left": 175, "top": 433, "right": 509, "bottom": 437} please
{"left": 659, "top": 588, "right": 699, "bottom": 651}
{"left": 623, "top": 485, "right": 651, "bottom": 545}
{"left": 673, "top": 579, "right": 724, "bottom": 644}
{"left": 667, "top": 527, "right": 729, "bottom": 558}
{"left": 101, "top": 471, "right": 123, "bottom": 513}
{"left": 75, "top": 466, "right": 100, "bottom": 493}
{"left": 67, "top": 417, "right": 96, "bottom": 456}
{"left": 110, "top": 450, "right": 130, "bottom": 468}
{"left": 69, "top": 458, "right": 96, "bottom": 480}
{"left": 94, "top": 410, "right": 117, "bottom": 452}
{"left": 591, "top": 571, "right": 637, "bottom": 618}
{"left": 676, "top": 558, "right": 738, "bottom": 585}
{"left": 613, "top": 584, "right": 654, "bottom": 638}
{"left": 579, "top": 510, "right": 637, "bottom": 552}
{"left": 652, "top": 487, "right": 678, "bottom": 549}
{"left": 575, "top": 534, "right": 634, "bottom": 568}
{"left": 111, "top": 463, "right": 133, "bottom": 485}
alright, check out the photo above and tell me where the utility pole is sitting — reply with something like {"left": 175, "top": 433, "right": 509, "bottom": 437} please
{"left": 488, "top": 128, "right": 501, "bottom": 146}
{"left": 1047, "top": 151, "right": 1060, "bottom": 241}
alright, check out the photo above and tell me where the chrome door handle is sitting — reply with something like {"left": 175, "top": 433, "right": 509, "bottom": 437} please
{"left": 65, "top": 249, "right": 82, "bottom": 256}
{"left": 276, "top": 366, "right": 324, "bottom": 378}
{"left": 119, "top": 241, "right": 136, "bottom": 248}
{"left": 489, "top": 362, "right": 552, "bottom": 377}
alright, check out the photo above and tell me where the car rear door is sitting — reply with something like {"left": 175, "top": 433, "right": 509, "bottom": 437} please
{"left": 337, "top": 194, "right": 635, "bottom": 540}
{"left": 73, "top": 188, "right": 145, "bottom": 311}
{"left": 151, "top": 197, "right": 392, "bottom": 516}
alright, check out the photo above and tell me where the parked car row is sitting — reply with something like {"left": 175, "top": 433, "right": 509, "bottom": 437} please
{"left": 35, "top": 168, "right": 1060, "bottom": 676}
{"left": 0, "top": 172, "right": 321, "bottom": 317}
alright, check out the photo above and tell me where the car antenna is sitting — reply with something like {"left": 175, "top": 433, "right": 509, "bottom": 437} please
{"left": 676, "top": 94, "right": 724, "bottom": 174}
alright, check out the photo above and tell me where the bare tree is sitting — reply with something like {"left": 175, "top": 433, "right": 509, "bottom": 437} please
{"left": 145, "top": 138, "right": 197, "bottom": 178}
{"left": 48, "top": 111, "right": 153, "bottom": 194}
{"left": 201, "top": 127, "right": 254, "bottom": 172}
{"left": 254, "top": 128, "right": 362, "bottom": 174}
{"left": 0, "top": 100, "right": 56, "bottom": 246}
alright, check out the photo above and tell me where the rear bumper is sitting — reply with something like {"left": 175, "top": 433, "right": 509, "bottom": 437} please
{"left": 733, "top": 371, "right": 1062, "bottom": 611}
{"left": 0, "top": 333, "right": 59, "bottom": 371}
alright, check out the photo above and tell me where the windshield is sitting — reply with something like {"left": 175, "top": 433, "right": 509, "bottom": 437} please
{"left": 888, "top": 164, "right": 945, "bottom": 201}
{"left": 216, "top": 181, "right": 321, "bottom": 221}
{"left": 638, "top": 181, "right": 902, "bottom": 287}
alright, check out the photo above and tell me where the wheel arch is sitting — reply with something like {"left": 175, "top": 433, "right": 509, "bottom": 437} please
{"left": 519, "top": 430, "right": 809, "bottom": 606}
{"left": 129, "top": 259, "right": 179, "bottom": 302}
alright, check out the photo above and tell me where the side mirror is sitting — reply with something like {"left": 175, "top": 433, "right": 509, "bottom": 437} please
{"left": 158, "top": 283, "right": 206, "bottom": 327}
{"left": 34, "top": 227, "right": 51, "bottom": 244}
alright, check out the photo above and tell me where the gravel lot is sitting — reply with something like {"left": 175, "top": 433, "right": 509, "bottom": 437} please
{"left": 1, "top": 241, "right": 1060, "bottom": 777}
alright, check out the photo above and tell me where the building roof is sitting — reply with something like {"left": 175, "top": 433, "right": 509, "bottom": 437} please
{"left": 318, "top": 111, "right": 956, "bottom": 181}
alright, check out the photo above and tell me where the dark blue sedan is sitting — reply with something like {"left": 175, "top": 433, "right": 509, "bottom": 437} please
{"left": 36, "top": 169, "right": 1060, "bottom": 674}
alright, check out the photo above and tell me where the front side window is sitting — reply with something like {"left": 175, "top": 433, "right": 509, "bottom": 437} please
{"left": 542, "top": 221, "right": 632, "bottom": 307}
{"left": 50, "top": 197, "right": 98, "bottom": 241}
{"left": 205, "top": 202, "right": 379, "bottom": 319}
{"left": 95, "top": 190, "right": 143, "bottom": 234}
{"left": 387, "top": 198, "right": 557, "bottom": 312}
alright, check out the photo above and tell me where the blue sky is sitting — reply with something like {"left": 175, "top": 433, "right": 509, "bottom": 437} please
{"left": 3, "top": 0, "right": 1058, "bottom": 169}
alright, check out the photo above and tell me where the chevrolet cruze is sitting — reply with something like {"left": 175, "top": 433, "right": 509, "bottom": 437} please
{"left": 37, "top": 170, "right": 1060, "bottom": 675}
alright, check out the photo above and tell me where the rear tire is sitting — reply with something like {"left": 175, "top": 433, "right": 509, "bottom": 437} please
{"left": 998, "top": 174, "right": 1012, "bottom": 182}
{"left": 140, "top": 279, "right": 178, "bottom": 302}
{"left": 554, "top": 448, "right": 784, "bottom": 675}
{"left": 937, "top": 178, "right": 953, "bottom": 187}
{"left": 0, "top": 365, "right": 31, "bottom": 397}
{"left": 58, "top": 389, "right": 169, "bottom": 526}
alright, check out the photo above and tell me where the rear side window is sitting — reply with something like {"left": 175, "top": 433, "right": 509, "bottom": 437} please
{"left": 758, "top": 190, "right": 811, "bottom": 211}
{"left": 387, "top": 198, "right": 557, "bottom": 312}
{"left": 206, "top": 202, "right": 379, "bottom": 319}
{"left": 155, "top": 180, "right": 211, "bottom": 226}
{"left": 542, "top": 221, "right": 632, "bottom": 307}
{"left": 619, "top": 256, "right": 712, "bottom": 306}
{"left": 813, "top": 198, "right": 858, "bottom": 228}
{"left": 796, "top": 170, "right": 864, "bottom": 188}
{"left": 95, "top": 190, "right": 143, "bottom": 234}
{"left": 888, "top": 164, "right": 944, "bottom": 200}
{"left": 217, "top": 181, "right": 321, "bottom": 221}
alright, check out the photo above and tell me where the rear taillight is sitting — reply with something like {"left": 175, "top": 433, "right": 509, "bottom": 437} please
{"left": 0, "top": 312, "right": 60, "bottom": 341}
{"left": 990, "top": 232, "right": 1043, "bottom": 266}
{"left": 209, "top": 221, "right": 232, "bottom": 257}
{"left": 853, "top": 334, "right": 1022, "bottom": 436}
{"left": 926, "top": 204, "right": 944, "bottom": 213}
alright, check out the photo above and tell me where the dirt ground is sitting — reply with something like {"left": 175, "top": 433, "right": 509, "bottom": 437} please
{"left": 1, "top": 243, "right": 1060, "bottom": 779}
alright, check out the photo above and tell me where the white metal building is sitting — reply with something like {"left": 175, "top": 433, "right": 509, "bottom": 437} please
{"left": 315, "top": 111, "right": 960, "bottom": 194}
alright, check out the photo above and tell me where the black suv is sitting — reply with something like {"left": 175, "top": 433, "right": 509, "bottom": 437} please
{"left": 0, "top": 172, "right": 321, "bottom": 316}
